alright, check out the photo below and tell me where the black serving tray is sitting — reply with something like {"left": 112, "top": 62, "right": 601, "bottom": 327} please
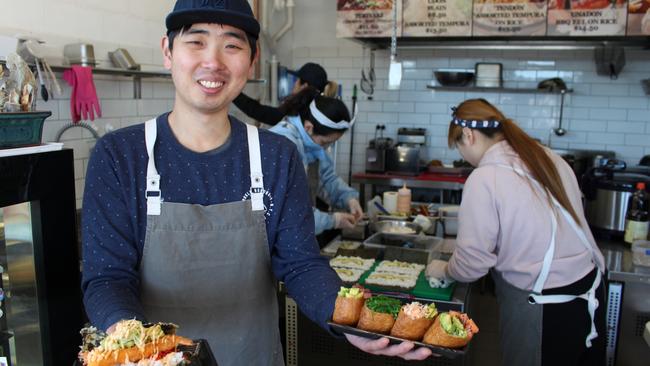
{"left": 74, "top": 339, "right": 217, "bottom": 366}
{"left": 328, "top": 322, "right": 467, "bottom": 359}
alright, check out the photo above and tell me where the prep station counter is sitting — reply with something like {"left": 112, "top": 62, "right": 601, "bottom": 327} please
{"left": 598, "top": 240, "right": 650, "bottom": 366}
{"left": 352, "top": 172, "right": 467, "bottom": 204}
{"left": 283, "top": 236, "right": 471, "bottom": 366}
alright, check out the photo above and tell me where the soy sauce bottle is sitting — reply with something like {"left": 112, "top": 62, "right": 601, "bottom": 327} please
{"left": 624, "top": 182, "right": 649, "bottom": 244}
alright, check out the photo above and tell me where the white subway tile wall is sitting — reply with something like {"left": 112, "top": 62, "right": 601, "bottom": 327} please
{"left": 29, "top": 46, "right": 650, "bottom": 209}
{"left": 289, "top": 47, "right": 650, "bottom": 180}
{"left": 36, "top": 75, "right": 175, "bottom": 208}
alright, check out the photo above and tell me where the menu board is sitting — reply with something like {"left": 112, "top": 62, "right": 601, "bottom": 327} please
{"left": 627, "top": 0, "right": 650, "bottom": 35}
{"left": 473, "top": 0, "right": 548, "bottom": 36}
{"left": 547, "top": 0, "right": 628, "bottom": 36}
{"left": 338, "top": 0, "right": 649, "bottom": 38}
{"left": 402, "top": 0, "right": 473, "bottom": 37}
{"left": 337, "top": 0, "right": 402, "bottom": 38}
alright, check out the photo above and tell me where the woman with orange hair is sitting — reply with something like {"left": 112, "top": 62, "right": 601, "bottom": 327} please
{"left": 426, "top": 99, "right": 606, "bottom": 366}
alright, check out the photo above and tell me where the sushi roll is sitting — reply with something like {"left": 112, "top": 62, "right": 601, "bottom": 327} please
{"left": 332, "top": 287, "right": 366, "bottom": 326}
{"left": 390, "top": 302, "right": 438, "bottom": 341}
{"left": 356, "top": 295, "right": 401, "bottom": 334}
{"left": 422, "top": 311, "right": 479, "bottom": 349}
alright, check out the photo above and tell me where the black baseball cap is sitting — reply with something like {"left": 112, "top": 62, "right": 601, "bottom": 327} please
{"left": 289, "top": 63, "right": 328, "bottom": 92}
{"left": 166, "top": 0, "right": 260, "bottom": 39}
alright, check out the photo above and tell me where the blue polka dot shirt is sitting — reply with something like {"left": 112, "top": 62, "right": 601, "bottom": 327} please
{"left": 81, "top": 113, "right": 342, "bottom": 331}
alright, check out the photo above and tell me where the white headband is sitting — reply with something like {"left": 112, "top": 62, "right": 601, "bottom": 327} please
{"left": 309, "top": 100, "right": 356, "bottom": 130}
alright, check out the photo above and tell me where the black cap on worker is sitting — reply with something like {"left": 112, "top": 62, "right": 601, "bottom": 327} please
{"left": 166, "top": 0, "right": 260, "bottom": 39}
{"left": 288, "top": 63, "right": 328, "bottom": 92}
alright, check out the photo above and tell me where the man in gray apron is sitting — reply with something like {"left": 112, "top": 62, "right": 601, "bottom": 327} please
{"left": 81, "top": 1, "right": 434, "bottom": 364}
{"left": 81, "top": 1, "right": 342, "bottom": 365}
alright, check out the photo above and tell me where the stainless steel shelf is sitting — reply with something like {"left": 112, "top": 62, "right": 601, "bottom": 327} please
{"left": 1, "top": 60, "right": 266, "bottom": 99}
{"left": 353, "top": 37, "right": 650, "bottom": 51}
{"left": 426, "top": 85, "right": 574, "bottom": 94}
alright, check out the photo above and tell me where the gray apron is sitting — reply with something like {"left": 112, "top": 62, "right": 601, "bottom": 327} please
{"left": 492, "top": 164, "right": 604, "bottom": 366}
{"left": 139, "top": 119, "right": 284, "bottom": 366}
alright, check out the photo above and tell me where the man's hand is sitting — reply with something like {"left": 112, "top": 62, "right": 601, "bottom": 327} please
{"left": 345, "top": 334, "right": 434, "bottom": 361}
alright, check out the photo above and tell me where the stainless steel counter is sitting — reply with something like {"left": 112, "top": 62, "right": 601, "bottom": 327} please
{"left": 598, "top": 239, "right": 650, "bottom": 366}
{"left": 599, "top": 239, "right": 650, "bottom": 283}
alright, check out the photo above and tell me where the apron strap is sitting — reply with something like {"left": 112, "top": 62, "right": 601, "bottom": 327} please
{"left": 529, "top": 270, "right": 602, "bottom": 348}
{"left": 245, "top": 124, "right": 265, "bottom": 212}
{"left": 532, "top": 207, "right": 558, "bottom": 294}
{"left": 145, "top": 118, "right": 161, "bottom": 216}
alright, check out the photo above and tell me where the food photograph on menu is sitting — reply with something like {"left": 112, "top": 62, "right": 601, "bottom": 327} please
{"left": 472, "top": 0, "right": 548, "bottom": 36}
{"left": 336, "top": 0, "right": 402, "bottom": 38}
{"left": 402, "top": 0, "right": 473, "bottom": 37}
{"left": 547, "top": 0, "right": 628, "bottom": 36}
{"left": 627, "top": 0, "right": 650, "bottom": 34}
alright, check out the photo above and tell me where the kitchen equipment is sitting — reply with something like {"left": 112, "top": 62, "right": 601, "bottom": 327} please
{"left": 108, "top": 48, "right": 140, "bottom": 70}
{"left": 537, "top": 77, "right": 567, "bottom": 92}
{"left": 601, "top": 242, "right": 650, "bottom": 366}
{"left": 373, "top": 201, "right": 391, "bottom": 216}
{"left": 34, "top": 58, "right": 48, "bottom": 102}
{"left": 553, "top": 89, "right": 568, "bottom": 136}
{"left": 373, "top": 220, "right": 422, "bottom": 236}
{"left": 63, "top": 43, "right": 95, "bottom": 66}
{"left": 553, "top": 148, "right": 615, "bottom": 184}
{"left": 583, "top": 163, "right": 650, "bottom": 235}
{"left": 387, "top": 2, "right": 401, "bottom": 90}
{"left": 0, "top": 150, "right": 84, "bottom": 365}
{"left": 595, "top": 44, "right": 625, "bottom": 80}
{"left": 42, "top": 60, "right": 62, "bottom": 96}
{"left": 434, "top": 70, "right": 474, "bottom": 87}
{"left": 386, "top": 128, "right": 427, "bottom": 175}
{"left": 366, "top": 125, "right": 392, "bottom": 173}
{"left": 347, "top": 84, "right": 358, "bottom": 183}
{"left": 386, "top": 146, "right": 421, "bottom": 175}
{"left": 474, "top": 63, "right": 502, "bottom": 88}
{"left": 640, "top": 155, "right": 650, "bottom": 167}
{"left": 360, "top": 47, "right": 374, "bottom": 96}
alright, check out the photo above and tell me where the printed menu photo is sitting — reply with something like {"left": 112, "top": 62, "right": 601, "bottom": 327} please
{"left": 547, "top": 0, "right": 628, "bottom": 36}
{"left": 472, "top": 0, "right": 548, "bottom": 36}
{"left": 402, "top": 0, "right": 473, "bottom": 37}
{"left": 627, "top": 0, "right": 650, "bottom": 34}
{"left": 337, "top": 0, "right": 403, "bottom": 38}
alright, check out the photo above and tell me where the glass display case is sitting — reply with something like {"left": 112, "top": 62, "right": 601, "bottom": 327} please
{"left": 0, "top": 149, "right": 83, "bottom": 365}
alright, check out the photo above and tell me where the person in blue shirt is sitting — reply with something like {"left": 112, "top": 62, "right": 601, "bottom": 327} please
{"left": 81, "top": 0, "right": 432, "bottom": 363}
{"left": 269, "top": 90, "right": 363, "bottom": 235}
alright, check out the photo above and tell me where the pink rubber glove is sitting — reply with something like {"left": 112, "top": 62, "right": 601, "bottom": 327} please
{"left": 63, "top": 65, "right": 101, "bottom": 122}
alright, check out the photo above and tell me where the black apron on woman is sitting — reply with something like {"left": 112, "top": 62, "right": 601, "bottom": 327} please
{"left": 493, "top": 165, "right": 605, "bottom": 366}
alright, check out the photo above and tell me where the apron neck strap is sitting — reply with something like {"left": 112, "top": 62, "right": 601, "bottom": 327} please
{"left": 145, "top": 118, "right": 161, "bottom": 216}
{"left": 495, "top": 164, "right": 604, "bottom": 292}
{"left": 246, "top": 124, "right": 265, "bottom": 212}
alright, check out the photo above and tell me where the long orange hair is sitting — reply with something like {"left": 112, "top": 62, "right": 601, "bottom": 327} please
{"left": 448, "top": 99, "right": 580, "bottom": 223}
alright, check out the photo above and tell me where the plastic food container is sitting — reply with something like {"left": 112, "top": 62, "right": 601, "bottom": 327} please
{"left": 632, "top": 240, "right": 650, "bottom": 267}
{"left": 0, "top": 111, "right": 52, "bottom": 148}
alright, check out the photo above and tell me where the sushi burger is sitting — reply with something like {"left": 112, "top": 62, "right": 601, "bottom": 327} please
{"left": 78, "top": 319, "right": 193, "bottom": 366}
{"left": 422, "top": 311, "right": 478, "bottom": 348}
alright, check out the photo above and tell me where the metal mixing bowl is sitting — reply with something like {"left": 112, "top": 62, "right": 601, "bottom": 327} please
{"left": 373, "top": 220, "right": 422, "bottom": 235}
{"left": 434, "top": 71, "right": 475, "bottom": 87}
